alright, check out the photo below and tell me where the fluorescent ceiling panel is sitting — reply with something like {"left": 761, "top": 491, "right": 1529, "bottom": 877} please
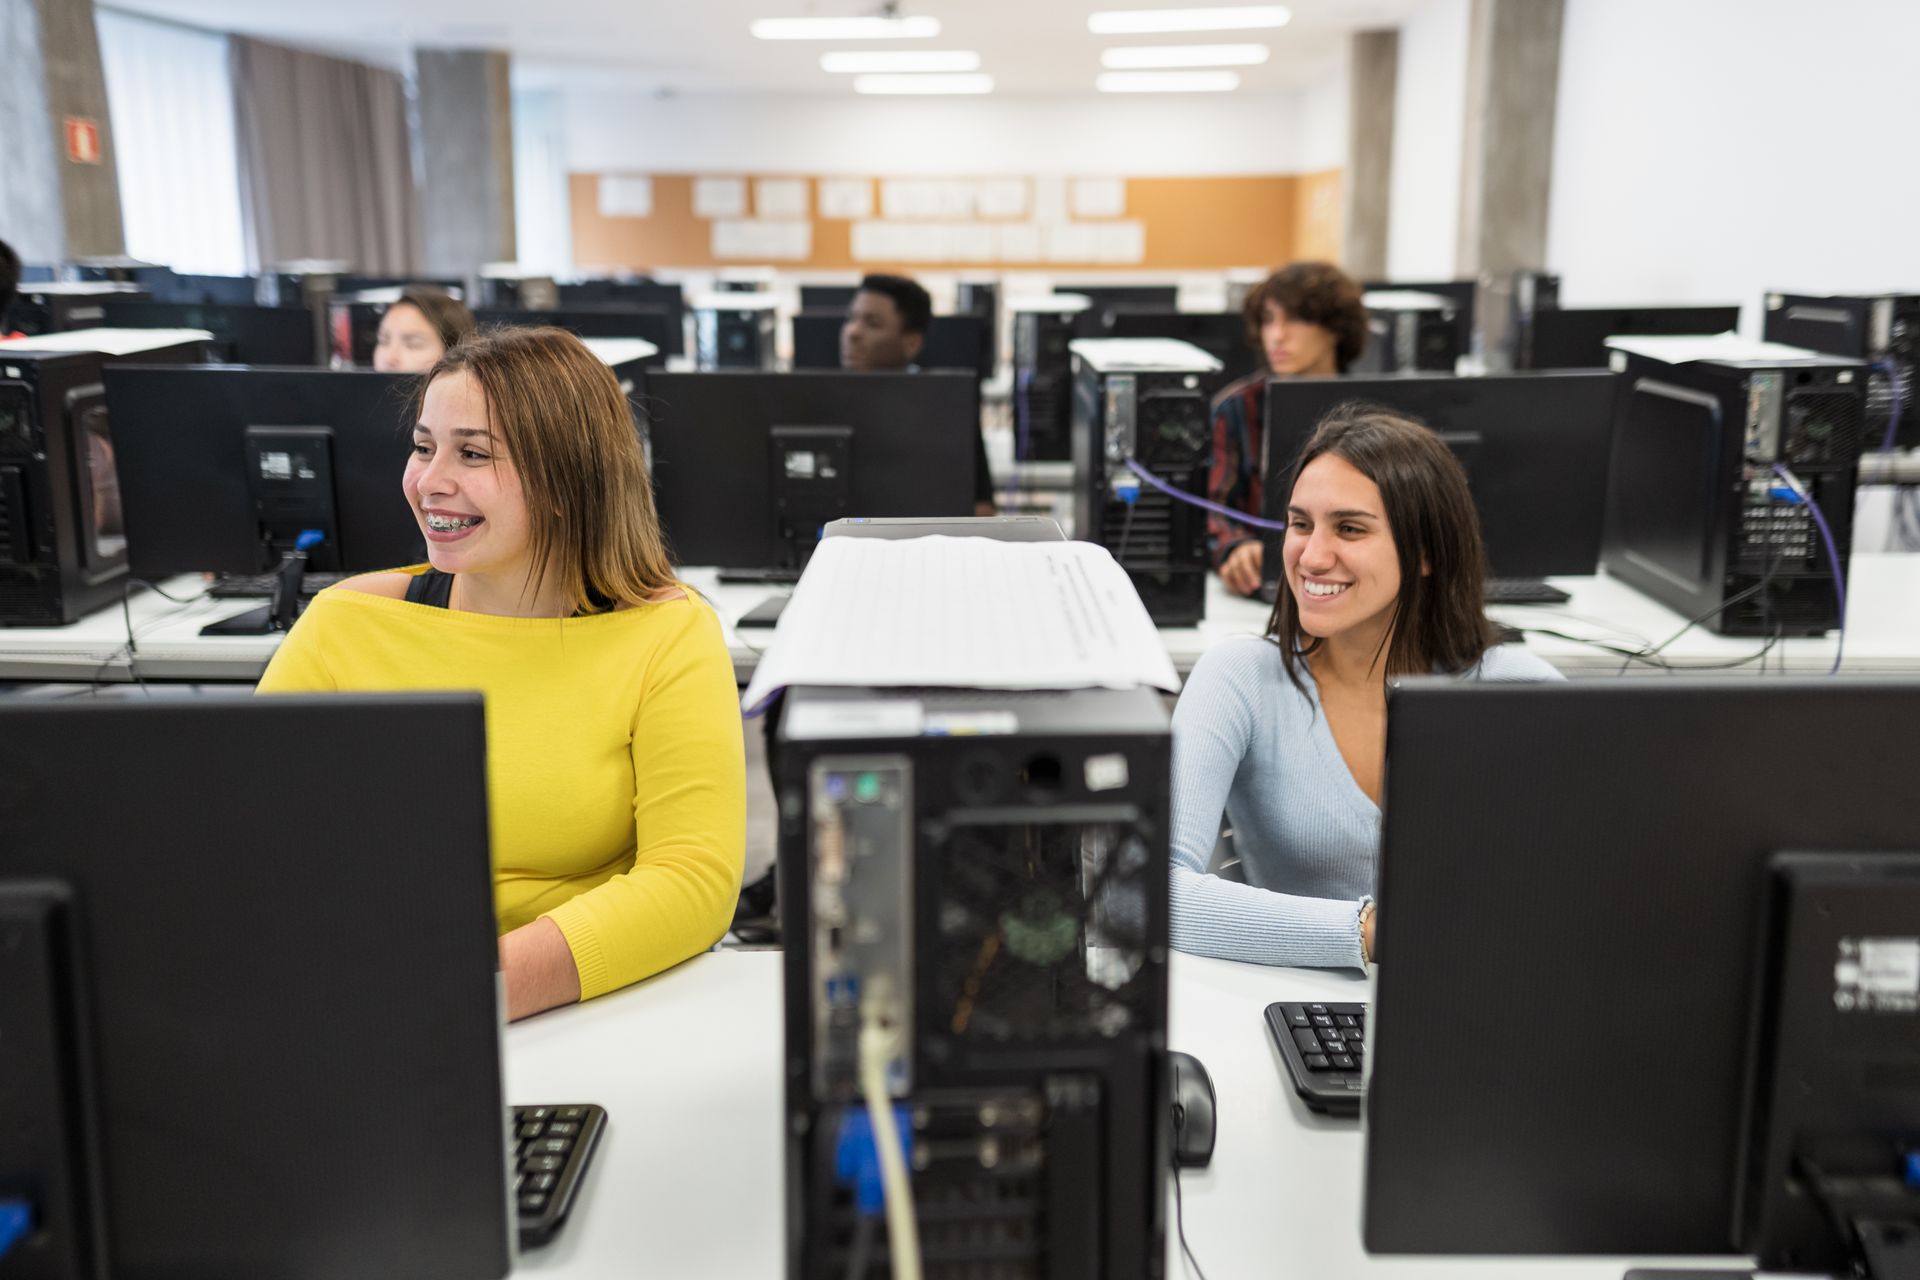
{"left": 1087, "top": 6, "right": 1291, "bottom": 35}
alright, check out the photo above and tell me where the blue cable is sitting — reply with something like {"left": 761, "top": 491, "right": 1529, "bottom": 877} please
{"left": 294, "top": 528, "right": 326, "bottom": 553}
{"left": 0, "top": 1198, "right": 32, "bottom": 1260}
{"left": 1121, "top": 458, "right": 1293, "bottom": 532}
{"left": 1770, "top": 464, "right": 1847, "bottom": 675}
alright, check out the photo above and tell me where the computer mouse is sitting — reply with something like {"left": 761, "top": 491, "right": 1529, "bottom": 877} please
{"left": 1169, "top": 1050, "right": 1216, "bottom": 1169}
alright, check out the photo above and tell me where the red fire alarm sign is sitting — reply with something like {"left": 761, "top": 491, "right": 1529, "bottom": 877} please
{"left": 65, "top": 117, "right": 102, "bottom": 165}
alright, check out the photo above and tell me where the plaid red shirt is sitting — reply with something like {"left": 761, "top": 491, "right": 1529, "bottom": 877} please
{"left": 1207, "top": 371, "right": 1266, "bottom": 568}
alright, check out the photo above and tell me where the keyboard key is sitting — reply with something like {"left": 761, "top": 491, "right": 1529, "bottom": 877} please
{"left": 556, "top": 1106, "right": 589, "bottom": 1121}
{"left": 521, "top": 1107, "right": 553, "bottom": 1123}
{"left": 519, "top": 1191, "right": 549, "bottom": 1214}
{"left": 530, "top": 1138, "right": 571, "bottom": 1157}
{"left": 1304, "top": 1053, "right": 1331, "bottom": 1070}
{"left": 546, "top": 1121, "right": 580, "bottom": 1138}
{"left": 1285, "top": 1008, "right": 1311, "bottom": 1028}
{"left": 1335, "top": 1014, "right": 1358, "bottom": 1028}
{"left": 1292, "top": 1028, "right": 1322, "bottom": 1054}
{"left": 1306, "top": 1004, "right": 1328, "bottom": 1014}
{"left": 1342, "top": 1027, "right": 1366, "bottom": 1042}
{"left": 517, "top": 1122, "right": 544, "bottom": 1139}
{"left": 529, "top": 1172, "right": 557, "bottom": 1192}
{"left": 524, "top": 1155, "right": 566, "bottom": 1174}
{"left": 1331, "top": 1054, "right": 1356, "bottom": 1071}
{"left": 1311, "top": 1014, "right": 1334, "bottom": 1028}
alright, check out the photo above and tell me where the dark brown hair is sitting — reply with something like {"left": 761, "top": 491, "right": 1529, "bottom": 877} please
{"left": 1242, "top": 261, "right": 1370, "bottom": 372}
{"left": 415, "top": 326, "right": 677, "bottom": 614}
{"left": 394, "top": 285, "right": 476, "bottom": 350}
{"left": 1267, "top": 402, "right": 1497, "bottom": 691}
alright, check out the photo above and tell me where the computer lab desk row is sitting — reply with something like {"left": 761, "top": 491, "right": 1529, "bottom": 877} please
{"left": 3, "top": 554, "right": 1919, "bottom": 685}
{"left": 503, "top": 947, "right": 1735, "bottom": 1279}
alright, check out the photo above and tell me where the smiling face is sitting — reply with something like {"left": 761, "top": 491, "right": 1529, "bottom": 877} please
{"left": 374, "top": 302, "right": 446, "bottom": 374}
{"left": 1283, "top": 452, "right": 1404, "bottom": 643}
{"left": 1259, "top": 300, "right": 1340, "bottom": 378}
{"left": 403, "top": 370, "right": 533, "bottom": 580}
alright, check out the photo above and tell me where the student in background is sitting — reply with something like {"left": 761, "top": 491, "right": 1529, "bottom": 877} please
{"left": 841, "top": 273, "right": 997, "bottom": 517}
{"left": 1169, "top": 405, "right": 1560, "bottom": 971}
{"left": 0, "top": 238, "right": 22, "bottom": 340}
{"left": 257, "top": 326, "right": 746, "bottom": 1020}
{"left": 1210, "top": 262, "right": 1370, "bottom": 596}
{"left": 373, "top": 285, "right": 477, "bottom": 373}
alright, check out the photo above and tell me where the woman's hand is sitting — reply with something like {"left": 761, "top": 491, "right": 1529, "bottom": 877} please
{"left": 1220, "top": 541, "right": 1265, "bottom": 596}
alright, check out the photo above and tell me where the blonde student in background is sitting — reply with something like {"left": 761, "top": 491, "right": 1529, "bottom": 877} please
{"left": 258, "top": 326, "right": 746, "bottom": 1020}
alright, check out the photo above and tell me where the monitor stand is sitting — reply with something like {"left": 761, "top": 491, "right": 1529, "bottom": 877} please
{"left": 201, "top": 545, "right": 312, "bottom": 636}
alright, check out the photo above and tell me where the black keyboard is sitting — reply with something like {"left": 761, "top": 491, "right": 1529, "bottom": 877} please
{"left": 715, "top": 566, "right": 803, "bottom": 585}
{"left": 1484, "top": 577, "right": 1571, "bottom": 605}
{"left": 206, "top": 571, "right": 354, "bottom": 598}
{"left": 1264, "top": 1001, "right": 1367, "bottom": 1117}
{"left": 512, "top": 1103, "right": 607, "bottom": 1248}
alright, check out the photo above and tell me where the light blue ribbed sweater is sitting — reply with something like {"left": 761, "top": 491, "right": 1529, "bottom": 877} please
{"left": 1169, "top": 635, "right": 1563, "bottom": 970}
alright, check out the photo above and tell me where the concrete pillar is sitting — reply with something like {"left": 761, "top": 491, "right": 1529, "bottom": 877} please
{"left": 1456, "top": 0, "right": 1564, "bottom": 359}
{"left": 0, "top": 0, "right": 125, "bottom": 262}
{"left": 414, "top": 49, "right": 516, "bottom": 279}
{"left": 1341, "top": 30, "right": 1397, "bottom": 278}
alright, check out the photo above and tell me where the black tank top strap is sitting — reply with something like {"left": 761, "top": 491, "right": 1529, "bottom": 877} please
{"left": 405, "top": 568, "right": 456, "bottom": 608}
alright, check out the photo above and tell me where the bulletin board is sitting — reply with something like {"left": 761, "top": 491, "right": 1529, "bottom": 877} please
{"left": 568, "top": 170, "right": 1346, "bottom": 273}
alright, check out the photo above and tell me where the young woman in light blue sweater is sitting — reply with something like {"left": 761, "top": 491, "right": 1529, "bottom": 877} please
{"left": 1170, "top": 403, "right": 1562, "bottom": 970}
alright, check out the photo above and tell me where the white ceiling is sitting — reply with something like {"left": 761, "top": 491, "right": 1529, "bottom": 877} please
{"left": 103, "top": 0, "right": 1431, "bottom": 96}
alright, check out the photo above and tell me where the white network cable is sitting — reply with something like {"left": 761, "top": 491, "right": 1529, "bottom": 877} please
{"left": 858, "top": 992, "right": 923, "bottom": 1280}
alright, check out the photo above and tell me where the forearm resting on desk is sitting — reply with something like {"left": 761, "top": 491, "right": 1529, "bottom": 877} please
{"left": 501, "top": 916, "right": 582, "bottom": 1021}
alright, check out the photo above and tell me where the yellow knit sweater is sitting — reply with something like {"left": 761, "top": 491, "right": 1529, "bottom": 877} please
{"left": 255, "top": 573, "right": 746, "bottom": 1000}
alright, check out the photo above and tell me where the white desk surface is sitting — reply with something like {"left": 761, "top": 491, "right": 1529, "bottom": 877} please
{"left": 3, "top": 555, "right": 1917, "bottom": 685}
{"left": 503, "top": 948, "right": 1733, "bottom": 1278}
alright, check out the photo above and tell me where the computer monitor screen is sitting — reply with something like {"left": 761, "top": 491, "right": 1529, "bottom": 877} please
{"left": 0, "top": 693, "right": 509, "bottom": 1279}
{"left": 1260, "top": 371, "right": 1620, "bottom": 581}
{"left": 1071, "top": 285, "right": 1181, "bottom": 337}
{"left": 790, "top": 311, "right": 840, "bottom": 370}
{"left": 556, "top": 280, "right": 686, "bottom": 355}
{"left": 1105, "top": 309, "right": 1259, "bottom": 387}
{"left": 799, "top": 284, "right": 858, "bottom": 312}
{"left": 640, "top": 370, "right": 978, "bottom": 568}
{"left": 338, "top": 274, "right": 464, "bottom": 297}
{"left": 1521, "top": 304, "right": 1741, "bottom": 368}
{"left": 143, "top": 272, "right": 261, "bottom": 307}
{"left": 1366, "top": 679, "right": 1920, "bottom": 1275}
{"left": 1762, "top": 295, "right": 1870, "bottom": 357}
{"left": 97, "top": 299, "right": 317, "bottom": 365}
{"left": 102, "top": 366, "right": 424, "bottom": 576}
{"left": 474, "top": 307, "right": 672, "bottom": 367}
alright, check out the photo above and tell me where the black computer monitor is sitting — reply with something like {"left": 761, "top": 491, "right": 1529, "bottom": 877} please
{"left": 102, "top": 366, "right": 425, "bottom": 581}
{"left": 640, "top": 370, "right": 978, "bottom": 570}
{"left": 0, "top": 693, "right": 510, "bottom": 1278}
{"left": 1259, "top": 372, "right": 1620, "bottom": 585}
{"left": 790, "top": 310, "right": 840, "bottom": 370}
{"left": 1363, "top": 279, "right": 1477, "bottom": 357}
{"left": 338, "top": 273, "right": 465, "bottom": 296}
{"left": 1071, "top": 285, "right": 1182, "bottom": 337}
{"left": 96, "top": 299, "right": 317, "bottom": 365}
{"left": 1365, "top": 679, "right": 1920, "bottom": 1277}
{"left": 474, "top": 307, "right": 672, "bottom": 367}
{"left": 13, "top": 286, "right": 150, "bottom": 336}
{"left": 136, "top": 271, "right": 261, "bottom": 307}
{"left": 792, "top": 311, "right": 992, "bottom": 379}
{"left": 1519, "top": 304, "right": 1741, "bottom": 369}
{"left": 556, "top": 280, "right": 686, "bottom": 356}
{"left": 1106, "top": 309, "right": 1260, "bottom": 387}
{"left": 799, "top": 284, "right": 858, "bottom": 312}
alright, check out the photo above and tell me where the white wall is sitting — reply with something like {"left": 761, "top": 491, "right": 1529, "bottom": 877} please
{"left": 1296, "top": 64, "right": 1349, "bottom": 174}
{"left": 556, "top": 90, "right": 1313, "bottom": 177}
{"left": 1548, "top": 0, "right": 1920, "bottom": 326}
{"left": 1384, "top": 0, "right": 1470, "bottom": 280}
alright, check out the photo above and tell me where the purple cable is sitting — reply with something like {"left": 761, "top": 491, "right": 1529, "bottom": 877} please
{"left": 1121, "top": 458, "right": 1292, "bottom": 531}
{"left": 1874, "top": 360, "right": 1904, "bottom": 453}
{"left": 1772, "top": 463, "right": 1847, "bottom": 675}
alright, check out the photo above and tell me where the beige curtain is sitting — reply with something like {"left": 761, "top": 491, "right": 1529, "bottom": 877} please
{"left": 230, "top": 36, "right": 420, "bottom": 274}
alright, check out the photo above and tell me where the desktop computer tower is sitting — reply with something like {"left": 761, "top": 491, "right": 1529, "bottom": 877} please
{"left": 1764, "top": 292, "right": 1920, "bottom": 452}
{"left": 1070, "top": 339, "right": 1219, "bottom": 627}
{"left": 1508, "top": 269, "right": 1561, "bottom": 369}
{"left": 0, "top": 336, "right": 202, "bottom": 624}
{"left": 776, "top": 683, "right": 1171, "bottom": 1280}
{"left": 258, "top": 264, "right": 346, "bottom": 364}
{"left": 1353, "top": 292, "right": 1461, "bottom": 373}
{"left": 955, "top": 280, "right": 999, "bottom": 378}
{"left": 694, "top": 296, "right": 778, "bottom": 369}
{"left": 11, "top": 283, "right": 149, "bottom": 336}
{"left": 474, "top": 271, "right": 558, "bottom": 311}
{"left": 1600, "top": 340, "right": 1867, "bottom": 636}
{"left": 1012, "top": 305, "right": 1082, "bottom": 461}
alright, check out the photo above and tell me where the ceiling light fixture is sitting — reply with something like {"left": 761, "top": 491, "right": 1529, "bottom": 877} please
{"left": 1100, "top": 43, "right": 1270, "bottom": 68}
{"left": 853, "top": 72, "right": 995, "bottom": 94}
{"left": 821, "top": 50, "right": 981, "bottom": 72}
{"left": 1096, "top": 70, "right": 1242, "bottom": 92}
{"left": 751, "top": 15, "right": 941, "bottom": 40}
{"left": 1087, "top": 6, "right": 1291, "bottom": 35}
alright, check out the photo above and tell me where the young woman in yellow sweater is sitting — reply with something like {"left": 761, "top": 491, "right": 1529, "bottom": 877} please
{"left": 257, "top": 326, "right": 746, "bottom": 1020}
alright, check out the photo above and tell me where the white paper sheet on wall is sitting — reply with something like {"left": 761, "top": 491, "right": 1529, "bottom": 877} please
{"left": 996, "top": 223, "right": 1043, "bottom": 262}
{"left": 975, "top": 179, "right": 1029, "bottom": 219}
{"left": 692, "top": 177, "right": 748, "bottom": 218}
{"left": 1095, "top": 220, "right": 1147, "bottom": 264}
{"left": 598, "top": 176, "right": 653, "bottom": 218}
{"left": 1044, "top": 222, "right": 1102, "bottom": 263}
{"left": 755, "top": 178, "right": 809, "bottom": 219}
{"left": 711, "top": 219, "right": 812, "bottom": 260}
{"left": 1070, "top": 177, "right": 1127, "bottom": 218}
{"left": 1031, "top": 175, "right": 1069, "bottom": 225}
{"left": 881, "top": 179, "right": 976, "bottom": 219}
{"left": 818, "top": 178, "right": 873, "bottom": 219}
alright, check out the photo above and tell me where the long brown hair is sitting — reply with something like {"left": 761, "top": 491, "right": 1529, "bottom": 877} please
{"left": 416, "top": 326, "right": 677, "bottom": 613}
{"left": 1267, "top": 402, "right": 1497, "bottom": 691}
{"left": 394, "top": 286, "right": 476, "bottom": 349}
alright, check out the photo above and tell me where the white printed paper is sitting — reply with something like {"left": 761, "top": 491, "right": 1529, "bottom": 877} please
{"left": 818, "top": 178, "right": 874, "bottom": 219}
{"left": 692, "top": 176, "right": 748, "bottom": 218}
{"left": 1031, "top": 175, "right": 1069, "bottom": 225}
{"left": 741, "top": 536, "right": 1180, "bottom": 713}
{"left": 1095, "top": 220, "right": 1147, "bottom": 264}
{"left": 1070, "top": 177, "right": 1126, "bottom": 219}
{"left": 598, "top": 175, "right": 653, "bottom": 218}
{"left": 755, "top": 178, "right": 809, "bottom": 219}
{"left": 881, "top": 178, "right": 975, "bottom": 219}
{"left": 1044, "top": 222, "right": 1101, "bottom": 263}
{"left": 996, "top": 223, "right": 1043, "bottom": 262}
{"left": 711, "top": 219, "right": 812, "bottom": 260}
{"left": 975, "top": 179, "right": 1029, "bottom": 219}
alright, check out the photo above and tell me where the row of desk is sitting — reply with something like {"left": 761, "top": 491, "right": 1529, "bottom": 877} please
{"left": 3, "top": 553, "right": 1918, "bottom": 685}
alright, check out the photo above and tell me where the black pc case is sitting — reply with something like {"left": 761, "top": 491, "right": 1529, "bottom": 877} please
{"left": 1012, "top": 302, "right": 1084, "bottom": 461}
{"left": 1070, "top": 338, "right": 1220, "bottom": 627}
{"left": 1764, "top": 291, "right": 1920, "bottom": 452}
{"left": 1352, "top": 290, "right": 1462, "bottom": 373}
{"left": 0, "top": 334, "right": 204, "bottom": 625}
{"left": 10, "top": 283, "right": 149, "bottom": 337}
{"left": 776, "top": 682, "right": 1171, "bottom": 1280}
{"left": 1599, "top": 339, "right": 1867, "bottom": 636}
